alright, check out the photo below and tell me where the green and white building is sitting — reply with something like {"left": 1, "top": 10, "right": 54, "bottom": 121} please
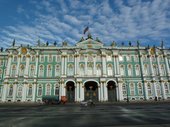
{"left": 0, "top": 34, "right": 170, "bottom": 102}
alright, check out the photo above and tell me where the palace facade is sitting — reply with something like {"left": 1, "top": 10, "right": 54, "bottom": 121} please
{"left": 0, "top": 34, "right": 170, "bottom": 102}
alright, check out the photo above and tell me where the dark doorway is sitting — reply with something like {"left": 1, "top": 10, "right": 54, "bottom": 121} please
{"left": 84, "top": 81, "right": 98, "bottom": 102}
{"left": 107, "top": 81, "right": 117, "bottom": 102}
{"left": 66, "top": 81, "right": 75, "bottom": 102}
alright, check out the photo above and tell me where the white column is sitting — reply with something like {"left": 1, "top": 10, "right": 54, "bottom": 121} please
{"left": 104, "top": 82, "right": 108, "bottom": 101}
{"left": 59, "top": 83, "right": 62, "bottom": 100}
{"left": 61, "top": 55, "right": 65, "bottom": 76}
{"left": 98, "top": 84, "right": 101, "bottom": 101}
{"left": 80, "top": 82, "right": 84, "bottom": 101}
{"left": 32, "top": 83, "right": 36, "bottom": 102}
{"left": 22, "top": 84, "right": 27, "bottom": 102}
{"left": 140, "top": 56, "right": 144, "bottom": 75}
{"left": 116, "top": 56, "right": 120, "bottom": 75}
{"left": 64, "top": 56, "right": 67, "bottom": 76}
{"left": 76, "top": 82, "right": 79, "bottom": 101}
{"left": 75, "top": 83, "right": 77, "bottom": 102}
{"left": 156, "top": 54, "right": 162, "bottom": 76}
{"left": 34, "top": 54, "right": 39, "bottom": 77}
{"left": 164, "top": 53, "right": 170, "bottom": 76}
{"left": 6, "top": 54, "right": 12, "bottom": 77}
{"left": 100, "top": 82, "right": 104, "bottom": 101}
{"left": 77, "top": 55, "right": 80, "bottom": 76}
{"left": 2, "top": 84, "right": 7, "bottom": 102}
{"left": 144, "top": 82, "right": 149, "bottom": 100}
{"left": 153, "top": 82, "right": 157, "bottom": 97}
{"left": 161, "top": 82, "right": 166, "bottom": 99}
{"left": 102, "top": 54, "right": 107, "bottom": 76}
{"left": 24, "top": 54, "right": 30, "bottom": 77}
{"left": 148, "top": 53, "right": 154, "bottom": 76}
{"left": 85, "top": 56, "right": 87, "bottom": 75}
{"left": 93, "top": 56, "right": 96, "bottom": 76}
{"left": 16, "top": 55, "right": 21, "bottom": 77}
{"left": 12, "top": 84, "right": 17, "bottom": 102}
{"left": 74, "top": 55, "right": 77, "bottom": 75}
{"left": 113, "top": 55, "right": 116, "bottom": 75}
{"left": 119, "top": 83, "right": 123, "bottom": 101}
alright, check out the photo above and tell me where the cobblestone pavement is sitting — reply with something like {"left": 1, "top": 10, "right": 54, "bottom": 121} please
{"left": 0, "top": 102, "right": 170, "bottom": 127}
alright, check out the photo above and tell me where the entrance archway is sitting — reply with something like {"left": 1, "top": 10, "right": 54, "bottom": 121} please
{"left": 107, "top": 81, "right": 117, "bottom": 102}
{"left": 66, "top": 81, "right": 75, "bottom": 102}
{"left": 84, "top": 81, "right": 98, "bottom": 102}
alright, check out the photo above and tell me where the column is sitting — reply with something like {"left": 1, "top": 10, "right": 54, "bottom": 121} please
{"left": 93, "top": 56, "right": 96, "bottom": 76}
{"left": 74, "top": 55, "right": 77, "bottom": 75}
{"left": 6, "top": 54, "right": 12, "bottom": 77}
{"left": 80, "top": 82, "right": 84, "bottom": 101}
{"left": 103, "top": 82, "right": 108, "bottom": 101}
{"left": 75, "top": 83, "right": 77, "bottom": 102}
{"left": 22, "top": 84, "right": 27, "bottom": 102}
{"left": 118, "top": 83, "right": 123, "bottom": 101}
{"left": 98, "top": 84, "right": 101, "bottom": 101}
{"left": 140, "top": 55, "right": 144, "bottom": 75}
{"left": 2, "top": 84, "right": 7, "bottom": 102}
{"left": 24, "top": 54, "right": 30, "bottom": 77}
{"left": 144, "top": 82, "right": 149, "bottom": 100}
{"left": 32, "top": 83, "right": 36, "bottom": 102}
{"left": 85, "top": 55, "right": 87, "bottom": 75}
{"left": 148, "top": 52, "right": 154, "bottom": 76}
{"left": 61, "top": 55, "right": 65, "bottom": 76}
{"left": 100, "top": 82, "right": 103, "bottom": 101}
{"left": 16, "top": 55, "right": 21, "bottom": 77}
{"left": 59, "top": 82, "right": 62, "bottom": 100}
{"left": 75, "top": 82, "right": 79, "bottom": 101}
{"left": 153, "top": 82, "right": 157, "bottom": 97}
{"left": 156, "top": 54, "right": 162, "bottom": 76}
{"left": 161, "top": 82, "right": 166, "bottom": 100}
{"left": 102, "top": 54, "right": 107, "bottom": 76}
{"left": 12, "top": 84, "right": 17, "bottom": 102}
{"left": 164, "top": 53, "right": 170, "bottom": 76}
{"left": 113, "top": 55, "right": 116, "bottom": 75}
{"left": 64, "top": 56, "right": 67, "bottom": 76}
{"left": 34, "top": 54, "right": 39, "bottom": 77}
{"left": 116, "top": 56, "right": 120, "bottom": 75}
{"left": 77, "top": 55, "right": 80, "bottom": 76}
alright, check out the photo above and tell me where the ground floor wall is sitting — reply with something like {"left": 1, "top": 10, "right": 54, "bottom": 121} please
{"left": 0, "top": 77, "right": 170, "bottom": 102}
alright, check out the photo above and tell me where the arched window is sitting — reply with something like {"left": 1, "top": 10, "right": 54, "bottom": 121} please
{"left": 128, "top": 64, "right": 132, "bottom": 76}
{"left": 22, "top": 56, "right": 26, "bottom": 62}
{"left": 37, "top": 85, "right": 42, "bottom": 96}
{"left": 49, "top": 55, "right": 52, "bottom": 62}
{"left": 119, "top": 55, "right": 123, "bottom": 61}
{"left": 55, "top": 65, "right": 60, "bottom": 76}
{"left": 135, "top": 65, "right": 140, "bottom": 76}
{"left": 17, "top": 86, "right": 22, "bottom": 97}
{"left": 138, "top": 83, "right": 143, "bottom": 95}
{"left": 8, "top": 85, "right": 13, "bottom": 96}
{"left": 151, "top": 55, "right": 156, "bottom": 61}
{"left": 160, "top": 64, "right": 165, "bottom": 75}
{"left": 11, "top": 65, "right": 16, "bottom": 77}
{"left": 120, "top": 65, "right": 125, "bottom": 76}
{"left": 153, "top": 65, "right": 158, "bottom": 75}
{"left": 126, "top": 55, "right": 131, "bottom": 61}
{"left": 19, "top": 64, "right": 25, "bottom": 76}
{"left": 47, "top": 65, "right": 52, "bottom": 77}
{"left": 28, "top": 85, "right": 32, "bottom": 97}
{"left": 56, "top": 55, "right": 61, "bottom": 62}
{"left": 159, "top": 55, "right": 164, "bottom": 61}
{"left": 32, "top": 55, "right": 35, "bottom": 62}
{"left": 80, "top": 54, "right": 84, "bottom": 61}
{"left": 14, "top": 56, "right": 17, "bottom": 62}
{"left": 122, "top": 83, "right": 127, "bottom": 96}
{"left": 87, "top": 63, "right": 93, "bottom": 75}
{"left": 79, "top": 64, "right": 85, "bottom": 76}
{"left": 88, "top": 55, "right": 93, "bottom": 62}
{"left": 39, "top": 65, "right": 44, "bottom": 77}
{"left": 96, "top": 55, "right": 101, "bottom": 61}
{"left": 29, "top": 65, "right": 35, "bottom": 77}
{"left": 107, "top": 55, "right": 112, "bottom": 61}
{"left": 143, "top": 55, "right": 147, "bottom": 62}
{"left": 134, "top": 55, "right": 139, "bottom": 62}
{"left": 156, "top": 83, "right": 161, "bottom": 96}
{"left": 96, "top": 64, "right": 101, "bottom": 76}
{"left": 164, "top": 82, "right": 169, "bottom": 95}
{"left": 40, "top": 55, "right": 44, "bottom": 62}
{"left": 46, "top": 84, "right": 51, "bottom": 95}
{"left": 68, "top": 64, "right": 74, "bottom": 76}
{"left": 55, "top": 84, "right": 59, "bottom": 96}
{"left": 130, "top": 83, "right": 135, "bottom": 96}
{"left": 69, "top": 55, "right": 74, "bottom": 62}
{"left": 147, "top": 83, "right": 152, "bottom": 96}
{"left": 144, "top": 64, "right": 148, "bottom": 75}
{"left": 107, "top": 64, "right": 113, "bottom": 76}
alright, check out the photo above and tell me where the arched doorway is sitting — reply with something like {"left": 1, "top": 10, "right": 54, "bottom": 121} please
{"left": 107, "top": 81, "right": 117, "bottom": 102}
{"left": 66, "top": 81, "right": 75, "bottom": 102}
{"left": 84, "top": 81, "right": 98, "bottom": 102}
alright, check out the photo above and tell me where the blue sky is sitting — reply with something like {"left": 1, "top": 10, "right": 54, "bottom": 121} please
{"left": 0, "top": 0, "right": 170, "bottom": 48}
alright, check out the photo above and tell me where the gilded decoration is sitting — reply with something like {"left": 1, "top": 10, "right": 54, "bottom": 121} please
{"left": 21, "top": 47, "right": 27, "bottom": 54}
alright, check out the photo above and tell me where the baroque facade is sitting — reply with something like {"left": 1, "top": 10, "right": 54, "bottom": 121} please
{"left": 0, "top": 34, "right": 170, "bottom": 102}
